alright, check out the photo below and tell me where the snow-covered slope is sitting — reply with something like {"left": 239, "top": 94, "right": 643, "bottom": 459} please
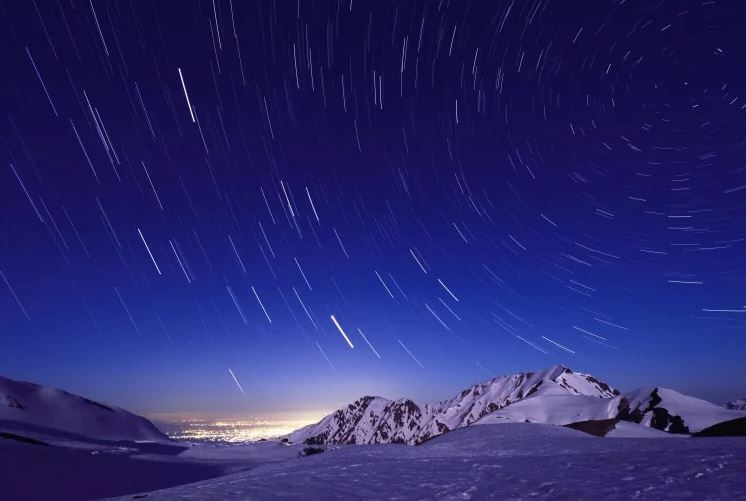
{"left": 0, "top": 375, "right": 167, "bottom": 442}
{"left": 605, "top": 421, "right": 684, "bottom": 438}
{"left": 289, "top": 365, "right": 618, "bottom": 445}
{"left": 725, "top": 398, "right": 746, "bottom": 411}
{"left": 474, "top": 394, "right": 618, "bottom": 426}
{"left": 289, "top": 366, "right": 746, "bottom": 444}
{"left": 475, "top": 386, "right": 746, "bottom": 435}
{"left": 112, "top": 423, "right": 746, "bottom": 501}
{"left": 617, "top": 387, "right": 746, "bottom": 434}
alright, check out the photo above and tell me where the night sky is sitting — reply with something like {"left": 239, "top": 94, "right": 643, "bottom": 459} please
{"left": 1, "top": 0, "right": 745, "bottom": 419}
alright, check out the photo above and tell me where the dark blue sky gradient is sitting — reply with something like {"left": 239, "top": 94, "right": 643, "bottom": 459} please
{"left": 1, "top": 0, "right": 746, "bottom": 419}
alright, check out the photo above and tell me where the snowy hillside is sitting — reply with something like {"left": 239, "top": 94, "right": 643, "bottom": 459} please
{"left": 725, "top": 398, "right": 746, "bottom": 411}
{"left": 0, "top": 375, "right": 167, "bottom": 442}
{"left": 289, "top": 365, "right": 618, "bottom": 445}
{"left": 617, "top": 387, "right": 746, "bottom": 434}
{"left": 289, "top": 366, "right": 746, "bottom": 444}
{"left": 114, "top": 423, "right": 746, "bottom": 501}
{"left": 474, "top": 393, "right": 619, "bottom": 426}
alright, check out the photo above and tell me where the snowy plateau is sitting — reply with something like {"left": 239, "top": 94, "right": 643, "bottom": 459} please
{"left": 1, "top": 366, "right": 745, "bottom": 500}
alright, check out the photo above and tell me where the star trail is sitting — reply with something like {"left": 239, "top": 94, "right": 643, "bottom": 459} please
{"left": 1, "top": 0, "right": 745, "bottom": 416}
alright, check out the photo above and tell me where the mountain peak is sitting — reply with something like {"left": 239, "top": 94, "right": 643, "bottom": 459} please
{"left": 289, "top": 365, "right": 617, "bottom": 445}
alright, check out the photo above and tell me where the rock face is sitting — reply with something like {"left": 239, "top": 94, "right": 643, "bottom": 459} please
{"left": 289, "top": 365, "right": 619, "bottom": 445}
{"left": 0, "top": 375, "right": 167, "bottom": 442}
{"left": 725, "top": 398, "right": 746, "bottom": 411}
{"left": 288, "top": 366, "right": 746, "bottom": 445}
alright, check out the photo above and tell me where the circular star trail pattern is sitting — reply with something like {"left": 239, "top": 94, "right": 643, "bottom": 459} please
{"left": 1, "top": 0, "right": 745, "bottom": 413}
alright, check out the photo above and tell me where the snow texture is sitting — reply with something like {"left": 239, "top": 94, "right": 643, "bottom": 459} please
{"left": 289, "top": 365, "right": 618, "bottom": 445}
{"left": 110, "top": 423, "right": 746, "bottom": 501}
{"left": 0, "top": 375, "right": 166, "bottom": 442}
{"left": 289, "top": 365, "right": 746, "bottom": 444}
{"left": 724, "top": 398, "right": 746, "bottom": 411}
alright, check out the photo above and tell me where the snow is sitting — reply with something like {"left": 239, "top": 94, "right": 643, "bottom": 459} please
{"left": 605, "top": 421, "right": 684, "bottom": 439}
{"left": 623, "top": 387, "right": 746, "bottom": 433}
{"left": 474, "top": 394, "right": 618, "bottom": 425}
{"left": 0, "top": 375, "right": 166, "bottom": 442}
{"left": 177, "top": 440, "right": 302, "bottom": 461}
{"left": 289, "top": 365, "right": 620, "bottom": 445}
{"left": 108, "top": 423, "right": 746, "bottom": 500}
{"left": 725, "top": 398, "right": 746, "bottom": 411}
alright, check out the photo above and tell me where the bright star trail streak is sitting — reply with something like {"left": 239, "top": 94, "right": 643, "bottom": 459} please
{"left": 397, "top": 339, "right": 424, "bottom": 368}
{"left": 0, "top": 268, "right": 30, "bottom": 320}
{"left": 357, "top": 328, "right": 381, "bottom": 359}
{"left": 227, "top": 368, "right": 246, "bottom": 396}
{"left": 2, "top": 0, "right": 746, "bottom": 417}
{"left": 251, "top": 286, "right": 272, "bottom": 323}
{"left": 330, "top": 314, "right": 354, "bottom": 349}
{"left": 177, "top": 67, "right": 196, "bottom": 123}
{"left": 137, "top": 228, "right": 162, "bottom": 275}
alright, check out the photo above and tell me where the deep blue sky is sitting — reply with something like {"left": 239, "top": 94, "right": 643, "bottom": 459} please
{"left": 1, "top": 0, "right": 745, "bottom": 420}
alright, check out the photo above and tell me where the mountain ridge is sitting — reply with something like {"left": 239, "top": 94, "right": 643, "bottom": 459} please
{"left": 288, "top": 365, "right": 746, "bottom": 444}
{"left": 288, "top": 365, "right": 620, "bottom": 445}
{"left": 0, "top": 374, "right": 168, "bottom": 442}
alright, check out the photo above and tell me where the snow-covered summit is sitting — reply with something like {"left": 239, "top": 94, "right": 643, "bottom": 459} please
{"left": 288, "top": 365, "right": 619, "bottom": 445}
{"left": 0, "top": 374, "right": 167, "bottom": 442}
{"left": 617, "top": 386, "right": 746, "bottom": 434}
{"left": 288, "top": 366, "right": 746, "bottom": 444}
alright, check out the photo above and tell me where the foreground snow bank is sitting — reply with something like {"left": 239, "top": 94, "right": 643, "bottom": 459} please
{"left": 110, "top": 423, "right": 746, "bottom": 500}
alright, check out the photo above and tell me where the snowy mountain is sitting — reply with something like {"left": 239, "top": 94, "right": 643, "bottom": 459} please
{"left": 616, "top": 387, "right": 745, "bottom": 434}
{"left": 0, "top": 374, "right": 167, "bottom": 442}
{"left": 288, "top": 365, "right": 619, "bottom": 445}
{"left": 725, "top": 398, "right": 746, "bottom": 411}
{"left": 474, "top": 386, "right": 745, "bottom": 434}
{"left": 289, "top": 366, "right": 746, "bottom": 444}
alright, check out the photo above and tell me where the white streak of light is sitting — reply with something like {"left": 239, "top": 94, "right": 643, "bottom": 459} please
{"left": 425, "top": 302, "right": 450, "bottom": 331}
{"left": 226, "top": 285, "right": 247, "bottom": 324}
{"left": 514, "top": 335, "right": 549, "bottom": 355}
{"left": 305, "top": 187, "right": 320, "bottom": 223}
{"left": 315, "top": 341, "right": 336, "bottom": 372}
{"left": 177, "top": 68, "right": 196, "bottom": 122}
{"left": 26, "top": 47, "right": 58, "bottom": 116}
{"left": 592, "top": 317, "right": 629, "bottom": 331}
{"left": 293, "top": 286, "right": 317, "bottom": 329}
{"left": 330, "top": 314, "right": 354, "bottom": 348}
{"left": 398, "top": 339, "right": 424, "bottom": 368}
{"left": 572, "top": 325, "right": 606, "bottom": 340}
{"left": 169, "top": 240, "right": 191, "bottom": 283}
{"left": 0, "top": 268, "right": 30, "bottom": 320}
{"left": 141, "top": 161, "right": 164, "bottom": 210}
{"left": 228, "top": 234, "right": 247, "bottom": 273}
{"left": 137, "top": 228, "right": 161, "bottom": 275}
{"left": 437, "top": 278, "right": 459, "bottom": 301}
{"left": 374, "top": 270, "right": 395, "bottom": 299}
{"left": 294, "top": 257, "right": 312, "bottom": 291}
{"left": 541, "top": 336, "right": 576, "bottom": 354}
{"left": 251, "top": 286, "right": 272, "bottom": 323}
{"left": 438, "top": 297, "right": 461, "bottom": 320}
{"left": 409, "top": 248, "right": 427, "bottom": 273}
{"left": 357, "top": 328, "right": 381, "bottom": 359}
{"left": 333, "top": 228, "right": 350, "bottom": 259}
{"left": 9, "top": 163, "right": 44, "bottom": 223}
{"left": 227, "top": 368, "right": 246, "bottom": 396}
